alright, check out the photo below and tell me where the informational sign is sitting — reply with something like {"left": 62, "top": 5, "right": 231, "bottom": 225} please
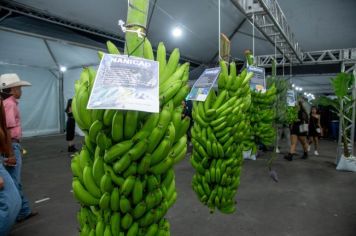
{"left": 187, "top": 67, "right": 221, "bottom": 101}
{"left": 248, "top": 66, "right": 266, "bottom": 92}
{"left": 287, "top": 89, "right": 296, "bottom": 106}
{"left": 87, "top": 54, "right": 159, "bottom": 113}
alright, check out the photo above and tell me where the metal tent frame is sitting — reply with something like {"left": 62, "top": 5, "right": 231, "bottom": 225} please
{"left": 336, "top": 62, "right": 356, "bottom": 163}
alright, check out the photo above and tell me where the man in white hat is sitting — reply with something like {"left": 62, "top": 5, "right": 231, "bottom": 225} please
{"left": 0, "top": 73, "right": 38, "bottom": 223}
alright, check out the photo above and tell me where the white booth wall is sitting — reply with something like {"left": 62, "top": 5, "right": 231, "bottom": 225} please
{"left": 0, "top": 65, "right": 60, "bottom": 137}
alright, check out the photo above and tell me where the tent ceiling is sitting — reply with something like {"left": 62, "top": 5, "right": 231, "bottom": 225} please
{"left": 0, "top": 30, "right": 100, "bottom": 70}
{"left": 6, "top": 0, "right": 356, "bottom": 63}
{"left": 1, "top": 0, "right": 355, "bottom": 95}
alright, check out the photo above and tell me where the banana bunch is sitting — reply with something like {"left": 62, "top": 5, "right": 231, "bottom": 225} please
{"left": 190, "top": 60, "right": 252, "bottom": 214}
{"left": 71, "top": 39, "right": 191, "bottom": 236}
{"left": 250, "top": 86, "right": 277, "bottom": 146}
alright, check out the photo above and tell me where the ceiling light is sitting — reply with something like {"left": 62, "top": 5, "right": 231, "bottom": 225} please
{"left": 172, "top": 27, "right": 182, "bottom": 38}
{"left": 60, "top": 66, "right": 67, "bottom": 72}
{"left": 292, "top": 84, "right": 295, "bottom": 87}
{"left": 299, "top": 87, "right": 303, "bottom": 91}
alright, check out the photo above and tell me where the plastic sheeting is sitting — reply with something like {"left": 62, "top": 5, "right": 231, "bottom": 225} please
{"left": 0, "top": 65, "right": 60, "bottom": 137}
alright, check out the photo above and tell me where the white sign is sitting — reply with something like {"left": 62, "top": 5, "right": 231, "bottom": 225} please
{"left": 87, "top": 54, "right": 159, "bottom": 113}
{"left": 287, "top": 89, "right": 296, "bottom": 106}
{"left": 187, "top": 67, "right": 221, "bottom": 101}
{"left": 248, "top": 66, "right": 265, "bottom": 92}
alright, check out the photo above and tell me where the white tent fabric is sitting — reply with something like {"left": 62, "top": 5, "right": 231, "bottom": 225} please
{"left": 0, "top": 29, "right": 100, "bottom": 137}
{"left": 0, "top": 65, "right": 59, "bottom": 137}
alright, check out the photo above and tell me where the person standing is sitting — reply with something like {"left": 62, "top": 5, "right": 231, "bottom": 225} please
{"left": 0, "top": 73, "right": 38, "bottom": 222}
{"left": 284, "top": 101, "right": 309, "bottom": 161}
{"left": 308, "top": 106, "right": 321, "bottom": 156}
{"left": 65, "top": 99, "right": 77, "bottom": 152}
{"left": 0, "top": 95, "right": 21, "bottom": 235}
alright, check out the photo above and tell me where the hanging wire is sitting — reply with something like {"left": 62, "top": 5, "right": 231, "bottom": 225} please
{"left": 252, "top": 13, "right": 255, "bottom": 57}
{"left": 146, "top": 0, "right": 158, "bottom": 34}
{"left": 218, "top": 0, "right": 221, "bottom": 60}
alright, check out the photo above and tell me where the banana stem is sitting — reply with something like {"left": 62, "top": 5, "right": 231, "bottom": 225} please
{"left": 125, "top": 0, "right": 149, "bottom": 57}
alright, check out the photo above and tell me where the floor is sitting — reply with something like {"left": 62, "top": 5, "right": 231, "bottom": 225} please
{"left": 8, "top": 135, "right": 356, "bottom": 236}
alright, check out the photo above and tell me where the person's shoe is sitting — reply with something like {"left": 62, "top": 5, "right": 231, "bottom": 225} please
{"left": 17, "top": 211, "right": 39, "bottom": 223}
{"left": 284, "top": 153, "right": 293, "bottom": 161}
{"left": 302, "top": 152, "right": 308, "bottom": 159}
{"left": 307, "top": 145, "right": 311, "bottom": 152}
{"left": 68, "top": 145, "right": 78, "bottom": 153}
{"left": 276, "top": 147, "right": 280, "bottom": 154}
{"left": 314, "top": 150, "right": 319, "bottom": 156}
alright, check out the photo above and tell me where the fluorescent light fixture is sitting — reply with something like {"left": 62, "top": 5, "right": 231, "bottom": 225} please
{"left": 60, "top": 66, "right": 67, "bottom": 72}
{"left": 172, "top": 27, "right": 182, "bottom": 38}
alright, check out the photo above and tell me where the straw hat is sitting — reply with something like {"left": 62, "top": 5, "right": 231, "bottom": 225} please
{"left": 0, "top": 73, "right": 31, "bottom": 89}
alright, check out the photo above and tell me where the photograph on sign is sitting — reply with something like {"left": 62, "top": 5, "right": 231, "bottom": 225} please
{"left": 287, "top": 89, "right": 296, "bottom": 106}
{"left": 187, "top": 67, "right": 221, "bottom": 101}
{"left": 248, "top": 66, "right": 266, "bottom": 92}
{"left": 87, "top": 54, "right": 159, "bottom": 113}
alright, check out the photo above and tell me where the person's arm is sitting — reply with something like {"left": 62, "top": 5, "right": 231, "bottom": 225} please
{"left": 3, "top": 126, "right": 16, "bottom": 166}
{"left": 317, "top": 115, "right": 321, "bottom": 127}
{"left": 0, "top": 176, "right": 3, "bottom": 189}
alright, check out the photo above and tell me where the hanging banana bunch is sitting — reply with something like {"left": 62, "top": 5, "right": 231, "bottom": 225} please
{"left": 248, "top": 53, "right": 277, "bottom": 150}
{"left": 190, "top": 60, "right": 253, "bottom": 214}
{"left": 70, "top": 0, "right": 190, "bottom": 235}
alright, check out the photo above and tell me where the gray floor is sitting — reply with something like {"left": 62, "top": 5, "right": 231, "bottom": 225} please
{"left": 9, "top": 135, "right": 356, "bottom": 236}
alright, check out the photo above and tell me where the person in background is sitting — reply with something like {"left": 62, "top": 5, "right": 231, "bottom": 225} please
{"left": 0, "top": 96, "right": 21, "bottom": 235}
{"left": 308, "top": 106, "right": 321, "bottom": 156}
{"left": 0, "top": 73, "right": 38, "bottom": 222}
{"left": 0, "top": 163, "right": 21, "bottom": 235}
{"left": 65, "top": 99, "right": 77, "bottom": 152}
{"left": 284, "top": 101, "right": 309, "bottom": 161}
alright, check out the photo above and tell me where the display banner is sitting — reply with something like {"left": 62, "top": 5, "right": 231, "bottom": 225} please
{"left": 87, "top": 54, "right": 159, "bottom": 113}
{"left": 287, "top": 89, "right": 296, "bottom": 106}
{"left": 187, "top": 67, "right": 221, "bottom": 101}
{"left": 248, "top": 65, "right": 266, "bottom": 92}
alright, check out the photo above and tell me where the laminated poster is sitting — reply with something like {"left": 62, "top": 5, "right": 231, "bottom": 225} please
{"left": 287, "top": 89, "right": 296, "bottom": 106}
{"left": 248, "top": 65, "right": 266, "bottom": 92}
{"left": 87, "top": 54, "right": 159, "bottom": 113}
{"left": 187, "top": 67, "right": 221, "bottom": 101}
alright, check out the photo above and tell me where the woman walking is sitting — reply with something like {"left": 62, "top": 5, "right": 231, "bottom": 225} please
{"left": 308, "top": 106, "right": 321, "bottom": 155}
{"left": 284, "top": 101, "right": 309, "bottom": 161}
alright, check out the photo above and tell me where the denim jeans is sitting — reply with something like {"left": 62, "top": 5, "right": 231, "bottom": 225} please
{"left": 0, "top": 162, "right": 21, "bottom": 235}
{"left": 5, "top": 143, "right": 31, "bottom": 220}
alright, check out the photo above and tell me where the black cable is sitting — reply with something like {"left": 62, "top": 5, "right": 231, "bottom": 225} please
{"left": 146, "top": 0, "right": 158, "bottom": 35}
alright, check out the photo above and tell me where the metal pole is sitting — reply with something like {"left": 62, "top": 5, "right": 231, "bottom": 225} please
{"left": 351, "top": 69, "right": 356, "bottom": 156}
{"left": 59, "top": 72, "right": 65, "bottom": 134}
{"left": 337, "top": 62, "right": 346, "bottom": 163}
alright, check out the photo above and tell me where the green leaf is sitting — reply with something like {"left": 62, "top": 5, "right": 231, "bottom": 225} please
{"left": 331, "top": 73, "right": 353, "bottom": 98}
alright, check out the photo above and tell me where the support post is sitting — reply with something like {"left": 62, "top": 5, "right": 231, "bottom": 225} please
{"left": 59, "top": 72, "right": 65, "bottom": 133}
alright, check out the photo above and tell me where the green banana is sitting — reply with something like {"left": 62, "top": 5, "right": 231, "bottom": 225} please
{"left": 103, "top": 109, "right": 115, "bottom": 127}
{"left": 111, "top": 111, "right": 124, "bottom": 143}
{"left": 83, "top": 165, "right": 102, "bottom": 198}
{"left": 124, "top": 111, "right": 139, "bottom": 139}
{"left": 110, "top": 187, "right": 120, "bottom": 212}
{"left": 72, "top": 178, "right": 99, "bottom": 205}
{"left": 107, "top": 41, "right": 120, "bottom": 54}
{"left": 104, "top": 140, "right": 134, "bottom": 163}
